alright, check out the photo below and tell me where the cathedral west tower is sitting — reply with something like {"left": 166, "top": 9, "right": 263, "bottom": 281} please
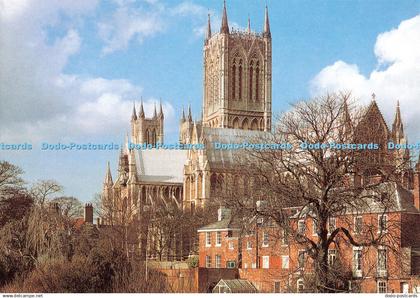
{"left": 131, "top": 101, "right": 164, "bottom": 145}
{"left": 202, "top": 2, "right": 272, "bottom": 131}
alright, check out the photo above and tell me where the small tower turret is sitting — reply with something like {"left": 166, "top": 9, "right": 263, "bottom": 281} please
{"left": 188, "top": 104, "right": 193, "bottom": 122}
{"left": 139, "top": 99, "right": 145, "bottom": 119}
{"left": 220, "top": 0, "right": 229, "bottom": 34}
{"left": 205, "top": 13, "right": 212, "bottom": 44}
{"left": 263, "top": 5, "right": 271, "bottom": 38}
{"left": 131, "top": 102, "right": 137, "bottom": 121}
{"left": 153, "top": 102, "right": 157, "bottom": 119}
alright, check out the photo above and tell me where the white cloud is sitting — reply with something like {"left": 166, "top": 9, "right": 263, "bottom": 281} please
{"left": 171, "top": 1, "right": 207, "bottom": 17}
{"left": 0, "top": 0, "right": 175, "bottom": 143}
{"left": 311, "top": 15, "right": 420, "bottom": 140}
{"left": 98, "top": 0, "right": 164, "bottom": 54}
{"left": 171, "top": 1, "right": 244, "bottom": 38}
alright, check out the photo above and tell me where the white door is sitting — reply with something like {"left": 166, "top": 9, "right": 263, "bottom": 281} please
{"left": 402, "top": 283, "right": 409, "bottom": 293}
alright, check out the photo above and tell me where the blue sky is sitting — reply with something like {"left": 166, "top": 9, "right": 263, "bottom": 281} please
{"left": 1, "top": 0, "right": 420, "bottom": 202}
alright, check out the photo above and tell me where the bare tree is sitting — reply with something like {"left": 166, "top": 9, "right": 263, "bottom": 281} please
{"left": 223, "top": 92, "right": 411, "bottom": 292}
{"left": 30, "top": 180, "right": 63, "bottom": 206}
{"left": 25, "top": 180, "right": 66, "bottom": 261}
{"left": 0, "top": 161, "right": 25, "bottom": 198}
{"left": 50, "top": 196, "right": 83, "bottom": 218}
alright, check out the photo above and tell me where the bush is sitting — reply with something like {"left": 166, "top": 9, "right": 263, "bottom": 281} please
{"left": 187, "top": 255, "right": 199, "bottom": 268}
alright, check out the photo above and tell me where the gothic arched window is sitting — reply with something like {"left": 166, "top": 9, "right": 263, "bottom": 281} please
{"left": 251, "top": 118, "right": 259, "bottom": 130}
{"left": 185, "top": 176, "right": 191, "bottom": 201}
{"left": 249, "top": 61, "right": 254, "bottom": 101}
{"left": 217, "top": 174, "right": 224, "bottom": 192}
{"left": 238, "top": 59, "right": 243, "bottom": 100}
{"left": 232, "top": 51, "right": 244, "bottom": 101}
{"left": 232, "top": 59, "right": 236, "bottom": 100}
{"left": 242, "top": 118, "right": 249, "bottom": 130}
{"left": 197, "top": 173, "right": 203, "bottom": 199}
{"left": 255, "top": 61, "right": 260, "bottom": 102}
{"left": 145, "top": 129, "right": 149, "bottom": 144}
{"left": 232, "top": 117, "right": 240, "bottom": 129}
{"left": 210, "top": 173, "right": 218, "bottom": 196}
{"left": 249, "top": 52, "right": 261, "bottom": 102}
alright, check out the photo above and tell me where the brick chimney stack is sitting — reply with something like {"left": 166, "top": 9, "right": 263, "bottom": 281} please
{"left": 84, "top": 203, "right": 94, "bottom": 224}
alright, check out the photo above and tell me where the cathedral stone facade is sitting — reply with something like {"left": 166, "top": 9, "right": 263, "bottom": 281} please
{"left": 201, "top": 5, "right": 272, "bottom": 131}
{"left": 102, "top": 2, "right": 273, "bottom": 260}
{"left": 131, "top": 101, "right": 164, "bottom": 145}
{"left": 101, "top": 2, "right": 416, "bottom": 261}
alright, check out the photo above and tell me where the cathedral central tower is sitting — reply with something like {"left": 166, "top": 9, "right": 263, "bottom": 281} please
{"left": 202, "top": 2, "right": 272, "bottom": 131}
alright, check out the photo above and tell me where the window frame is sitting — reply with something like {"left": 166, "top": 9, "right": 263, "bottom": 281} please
{"left": 216, "top": 231, "right": 222, "bottom": 247}
{"left": 354, "top": 216, "right": 363, "bottom": 234}
{"left": 215, "top": 254, "right": 221, "bottom": 268}
{"left": 328, "top": 217, "right": 336, "bottom": 235}
{"left": 328, "top": 249, "right": 337, "bottom": 266}
{"left": 298, "top": 250, "right": 305, "bottom": 269}
{"left": 273, "top": 281, "right": 281, "bottom": 293}
{"left": 353, "top": 246, "right": 362, "bottom": 276}
{"left": 246, "top": 240, "right": 252, "bottom": 250}
{"left": 205, "top": 232, "right": 211, "bottom": 247}
{"left": 281, "top": 229, "right": 289, "bottom": 246}
{"left": 228, "top": 241, "right": 234, "bottom": 250}
{"left": 262, "top": 255, "right": 270, "bottom": 269}
{"left": 378, "top": 214, "right": 388, "bottom": 234}
{"left": 281, "top": 255, "right": 289, "bottom": 269}
{"left": 262, "top": 231, "right": 269, "bottom": 247}
{"left": 205, "top": 255, "right": 212, "bottom": 268}
{"left": 297, "top": 279, "right": 304, "bottom": 293}
{"left": 377, "top": 247, "right": 387, "bottom": 272}
{"left": 298, "top": 219, "right": 306, "bottom": 234}
{"left": 377, "top": 280, "right": 387, "bottom": 293}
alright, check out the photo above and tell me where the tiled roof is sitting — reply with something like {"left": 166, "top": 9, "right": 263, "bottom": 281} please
{"left": 73, "top": 217, "right": 85, "bottom": 229}
{"left": 291, "top": 182, "right": 419, "bottom": 218}
{"left": 353, "top": 182, "right": 419, "bottom": 214}
{"left": 213, "top": 279, "right": 257, "bottom": 293}
{"left": 198, "top": 208, "right": 241, "bottom": 231}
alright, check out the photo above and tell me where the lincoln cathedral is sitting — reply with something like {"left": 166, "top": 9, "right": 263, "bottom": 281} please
{"left": 100, "top": 2, "right": 417, "bottom": 262}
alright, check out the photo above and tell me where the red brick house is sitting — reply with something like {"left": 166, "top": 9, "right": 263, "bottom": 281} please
{"left": 197, "top": 208, "right": 241, "bottom": 269}
{"left": 197, "top": 182, "right": 420, "bottom": 293}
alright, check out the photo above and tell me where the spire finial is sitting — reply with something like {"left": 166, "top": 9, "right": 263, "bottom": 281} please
{"left": 392, "top": 100, "right": 404, "bottom": 137}
{"left": 247, "top": 14, "right": 251, "bottom": 33}
{"left": 181, "top": 106, "right": 186, "bottom": 122}
{"left": 206, "top": 13, "right": 212, "bottom": 42}
{"left": 371, "top": 92, "right": 376, "bottom": 101}
{"left": 104, "top": 161, "right": 113, "bottom": 185}
{"left": 159, "top": 98, "right": 164, "bottom": 119}
{"left": 131, "top": 101, "right": 137, "bottom": 121}
{"left": 153, "top": 101, "right": 157, "bottom": 118}
{"left": 188, "top": 104, "right": 192, "bottom": 122}
{"left": 220, "top": 0, "right": 229, "bottom": 34}
{"left": 264, "top": 5, "right": 271, "bottom": 37}
{"left": 139, "top": 97, "right": 145, "bottom": 118}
